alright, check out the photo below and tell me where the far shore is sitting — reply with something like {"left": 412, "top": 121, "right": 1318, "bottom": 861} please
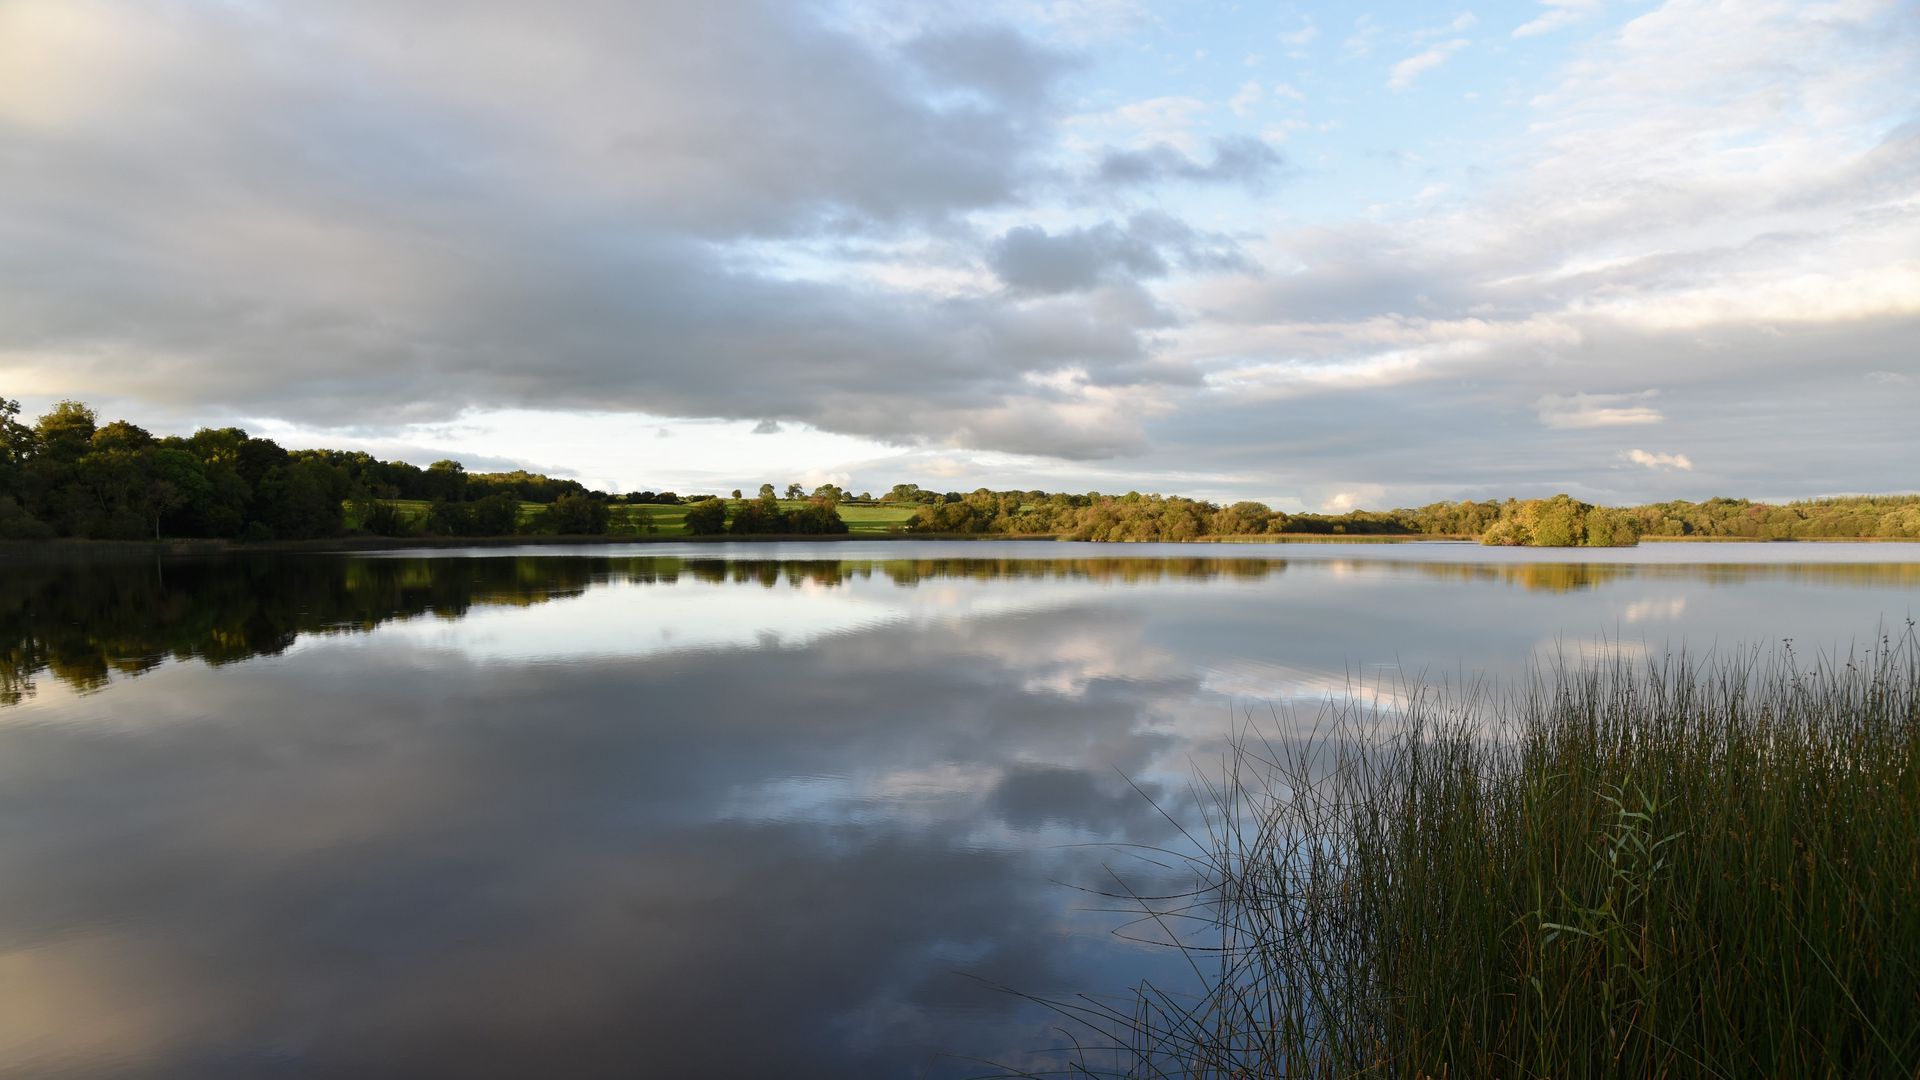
{"left": 7, "top": 531, "right": 1919, "bottom": 563}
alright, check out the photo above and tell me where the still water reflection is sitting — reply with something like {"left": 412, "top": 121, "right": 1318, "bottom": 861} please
{"left": 3, "top": 541, "right": 1917, "bottom": 1077}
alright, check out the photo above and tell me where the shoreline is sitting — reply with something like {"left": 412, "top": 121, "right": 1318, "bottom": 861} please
{"left": 4, "top": 531, "right": 1916, "bottom": 563}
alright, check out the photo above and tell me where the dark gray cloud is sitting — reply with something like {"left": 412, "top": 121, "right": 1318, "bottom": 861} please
{"left": 1096, "top": 135, "right": 1286, "bottom": 190}
{"left": 0, "top": 0, "right": 1205, "bottom": 461}
{"left": 989, "top": 211, "right": 1254, "bottom": 296}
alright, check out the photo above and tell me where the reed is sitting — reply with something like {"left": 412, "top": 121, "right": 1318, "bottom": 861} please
{"left": 1031, "top": 626, "right": 1920, "bottom": 1078}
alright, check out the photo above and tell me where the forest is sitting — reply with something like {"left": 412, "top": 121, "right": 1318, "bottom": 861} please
{"left": 3, "top": 398, "right": 1917, "bottom": 545}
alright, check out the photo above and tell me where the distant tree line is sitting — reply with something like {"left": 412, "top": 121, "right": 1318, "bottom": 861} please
{"left": 876, "top": 485, "right": 1920, "bottom": 546}
{"left": 4, "top": 399, "right": 1916, "bottom": 546}
{"left": 0, "top": 398, "right": 626, "bottom": 540}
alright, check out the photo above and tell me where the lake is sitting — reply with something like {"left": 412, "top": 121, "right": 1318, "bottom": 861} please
{"left": 3, "top": 540, "right": 1917, "bottom": 1077}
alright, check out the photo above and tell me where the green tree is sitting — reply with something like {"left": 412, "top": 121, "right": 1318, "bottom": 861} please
{"left": 542, "top": 492, "right": 609, "bottom": 534}
{"left": 468, "top": 492, "right": 523, "bottom": 535}
{"left": 32, "top": 401, "right": 97, "bottom": 463}
{"left": 683, "top": 498, "right": 727, "bottom": 535}
{"left": 260, "top": 459, "right": 344, "bottom": 539}
{"left": 0, "top": 397, "right": 30, "bottom": 500}
{"left": 423, "top": 459, "right": 468, "bottom": 502}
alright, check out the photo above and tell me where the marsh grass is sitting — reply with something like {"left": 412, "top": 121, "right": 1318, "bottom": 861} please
{"left": 1018, "top": 628, "right": 1920, "bottom": 1078}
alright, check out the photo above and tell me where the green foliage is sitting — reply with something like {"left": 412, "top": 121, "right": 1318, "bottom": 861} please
{"left": 783, "top": 501, "right": 849, "bottom": 534}
{"left": 724, "top": 494, "right": 848, "bottom": 535}
{"left": 1482, "top": 493, "right": 1645, "bottom": 547}
{"left": 426, "top": 492, "right": 528, "bottom": 536}
{"left": 682, "top": 498, "right": 728, "bottom": 535}
{"left": 353, "top": 498, "right": 411, "bottom": 537}
{"left": 537, "top": 492, "right": 610, "bottom": 535}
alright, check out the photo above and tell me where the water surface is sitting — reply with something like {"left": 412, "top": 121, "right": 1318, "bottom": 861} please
{"left": 3, "top": 541, "right": 1916, "bottom": 1077}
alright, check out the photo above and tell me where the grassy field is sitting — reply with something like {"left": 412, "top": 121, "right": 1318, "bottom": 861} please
{"left": 833, "top": 503, "right": 919, "bottom": 534}
{"left": 1049, "top": 632, "right": 1920, "bottom": 1078}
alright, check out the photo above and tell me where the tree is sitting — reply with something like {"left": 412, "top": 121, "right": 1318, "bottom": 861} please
{"left": 787, "top": 502, "right": 848, "bottom": 534}
{"left": 730, "top": 494, "right": 788, "bottom": 534}
{"left": 468, "top": 492, "right": 523, "bottom": 535}
{"left": 758, "top": 483, "right": 776, "bottom": 500}
{"left": 683, "top": 498, "right": 727, "bottom": 535}
{"left": 0, "top": 397, "right": 32, "bottom": 502}
{"left": 144, "top": 448, "right": 211, "bottom": 539}
{"left": 731, "top": 489, "right": 743, "bottom": 499}
{"left": 785, "top": 482, "right": 805, "bottom": 500}
{"left": 91, "top": 420, "right": 154, "bottom": 453}
{"left": 423, "top": 459, "right": 468, "bottom": 502}
{"left": 355, "top": 499, "right": 410, "bottom": 536}
{"left": 32, "top": 400, "right": 97, "bottom": 463}
{"left": 542, "top": 492, "right": 609, "bottom": 534}
{"left": 260, "top": 459, "right": 344, "bottom": 539}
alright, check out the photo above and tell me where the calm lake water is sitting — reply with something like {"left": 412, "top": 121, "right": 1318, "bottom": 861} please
{"left": 4, "top": 540, "right": 1918, "bottom": 1077}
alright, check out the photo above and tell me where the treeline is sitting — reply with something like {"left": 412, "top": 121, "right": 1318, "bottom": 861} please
{"left": 5, "top": 399, "right": 1917, "bottom": 545}
{"left": 0, "top": 398, "right": 642, "bottom": 540}
{"left": 885, "top": 485, "right": 1920, "bottom": 546}
{"left": 886, "top": 486, "right": 1575, "bottom": 544}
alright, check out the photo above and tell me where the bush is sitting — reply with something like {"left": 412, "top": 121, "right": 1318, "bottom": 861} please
{"left": 354, "top": 499, "right": 410, "bottom": 537}
{"left": 0, "top": 496, "right": 53, "bottom": 540}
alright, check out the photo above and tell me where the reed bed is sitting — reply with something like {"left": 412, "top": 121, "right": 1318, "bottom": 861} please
{"left": 1029, "top": 628, "right": 1920, "bottom": 1078}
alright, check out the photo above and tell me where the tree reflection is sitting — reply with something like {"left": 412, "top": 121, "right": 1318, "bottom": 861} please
{"left": 6, "top": 553, "right": 1916, "bottom": 704}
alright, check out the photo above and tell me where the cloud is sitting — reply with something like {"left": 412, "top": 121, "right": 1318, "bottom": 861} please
{"left": 2, "top": 0, "right": 1916, "bottom": 501}
{"left": 1388, "top": 39, "right": 1470, "bottom": 91}
{"left": 1514, "top": 0, "right": 1605, "bottom": 38}
{"left": 1321, "top": 485, "right": 1387, "bottom": 512}
{"left": 988, "top": 212, "right": 1251, "bottom": 295}
{"left": 1536, "top": 392, "right": 1665, "bottom": 429}
{"left": 1158, "top": 0, "right": 1918, "bottom": 504}
{"left": 1229, "top": 79, "right": 1264, "bottom": 116}
{"left": 1344, "top": 14, "right": 1383, "bottom": 57}
{"left": 1621, "top": 448, "right": 1693, "bottom": 471}
{"left": 1277, "top": 19, "right": 1319, "bottom": 52}
{"left": 752, "top": 420, "right": 784, "bottom": 435}
{"left": 1095, "top": 135, "right": 1285, "bottom": 189}
{"left": 0, "top": 0, "right": 1200, "bottom": 462}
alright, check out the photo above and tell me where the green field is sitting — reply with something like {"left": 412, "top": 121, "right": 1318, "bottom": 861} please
{"left": 349, "top": 498, "right": 916, "bottom": 537}
{"left": 831, "top": 503, "right": 919, "bottom": 535}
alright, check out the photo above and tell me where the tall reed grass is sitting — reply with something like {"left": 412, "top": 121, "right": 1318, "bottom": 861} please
{"left": 1031, "top": 628, "right": 1920, "bottom": 1078}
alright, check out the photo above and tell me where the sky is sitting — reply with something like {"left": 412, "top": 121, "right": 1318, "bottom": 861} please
{"left": 1, "top": 0, "right": 1915, "bottom": 510}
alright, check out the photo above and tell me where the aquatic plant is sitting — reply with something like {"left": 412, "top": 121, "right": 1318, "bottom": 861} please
{"left": 1024, "top": 627, "right": 1920, "bottom": 1078}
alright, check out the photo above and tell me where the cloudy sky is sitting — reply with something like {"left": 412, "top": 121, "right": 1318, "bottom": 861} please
{"left": 1, "top": 0, "right": 1914, "bottom": 509}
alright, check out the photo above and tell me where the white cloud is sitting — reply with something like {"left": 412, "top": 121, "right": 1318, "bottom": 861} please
{"left": 1229, "top": 79, "right": 1263, "bottom": 116}
{"left": 1514, "top": 0, "right": 1604, "bottom": 38}
{"left": 1621, "top": 448, "right": 1693, "bottom": 471}
{"left": 1388, "top": 39, "right": 1469, "bottom": 91}
{"left": 1278, "top": 19, "right": 1318, "bottom": 51}
{"left": 1073, "top": 94, "right": 1212, "bottom": 150}
{"left": 1344, "top": 14, "right": 1383, "bottom": 56}
{"left": 1321, "top": 485, "right": 1387, "bottom": 512}
{"left": 1536, "top": 392, "right": 1665, "bottom": 429}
